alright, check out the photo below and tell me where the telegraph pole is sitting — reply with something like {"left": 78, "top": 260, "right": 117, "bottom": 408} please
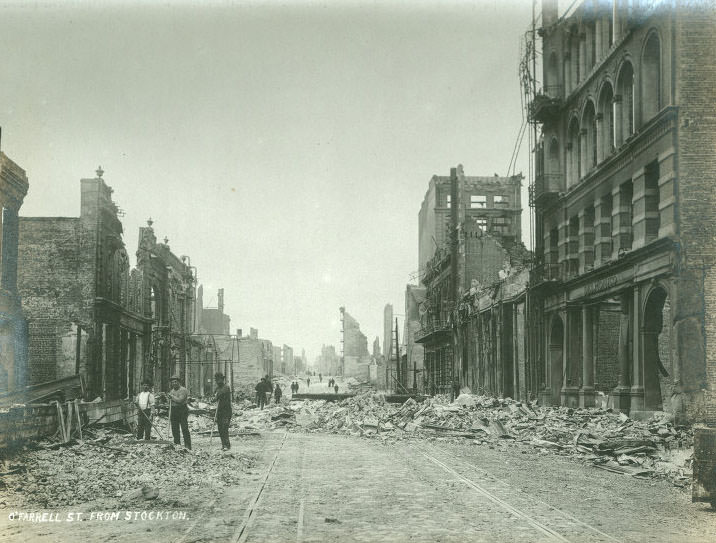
{"left": 339, "top": 306, "right": 345, "bottom": 377}
{"left": 394, "top": 317, "right": 401, "bottom": 389}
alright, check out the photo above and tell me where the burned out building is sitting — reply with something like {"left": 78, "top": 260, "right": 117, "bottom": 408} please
{"left": 404, "top": 284, "right": 426, "bottom": 392}
{"left": 0, "top": 151, "right": 29, "bottom": 394}
{"left": 18, "top": 169, "right": 149, "bottom": 399}
{"left": 528, "top": 0, "right": 716, "bottom": 421}
{"left": 192, "top": 286, "right": 238, "bottom": 395}
{"left": 236, "top": 328, "right": 273, "bottom": 384}
{"left": 135, "top": 220, "right": 201, "bottom": 392}
{"left": 416, "top": 166, "right": 528, "bottom": 396}
{"left": 340, "top": 306, "right": 371, "bottom": 380}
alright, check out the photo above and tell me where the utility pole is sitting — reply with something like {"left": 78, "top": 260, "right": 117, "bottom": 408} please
{"left": 339, "top": 306, "right": 345, "bottom": 377}
{"left": 394, "top": 317, "right": 401, "bottom": 389}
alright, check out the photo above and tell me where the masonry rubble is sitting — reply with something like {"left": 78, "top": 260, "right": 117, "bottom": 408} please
{"left": 0, "top": 424, "right": 255, "bottom": 509}
{"left": 252, "top": 392, "right": 693, "bottom": 487}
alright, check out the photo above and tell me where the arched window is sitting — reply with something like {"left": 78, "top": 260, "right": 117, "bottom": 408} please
{"left": 641, "top": 32, "right": 661, "bottom": 123}
{"left": 597, "top": 82, "right": 615, "bottom": 162}
{"left": 581, "top": 100, "right": 597, "bottom": 173}
{"left": 615, "top": 61, "right": 634, "bottom": 146}
{"left": 567, "top": 118, "right": 581, "bottom": 187}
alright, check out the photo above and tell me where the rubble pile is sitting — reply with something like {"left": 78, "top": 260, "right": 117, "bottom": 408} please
{"left": 281, "top": 392, "right": 693, "bottom": 485}
{"left": 1, "top": 429, "right": 255, "bottom": 508}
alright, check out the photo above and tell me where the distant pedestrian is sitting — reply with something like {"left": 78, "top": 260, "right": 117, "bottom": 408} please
{"left": 274, "top": 383, "right": 282, "bottom": 404}
{"left": 294, "top": 381, "right": 300, "bottom": 394}
{"left": 135, "top": 380, "right": 155, "bottom": 441}
{"left": 168, "top": 375, "right": 191, "bottom": 450}
{"left": 334, "top": 384, "right": 339, "bottom": 394}
{"left": 214, "top": 372, "right": 232, "bottom": 451}
{"left": 307, "top": 377, "right": 311, "bottom": 388}
{"left": 319, "top": 373, "right": 322, "bottom": 383}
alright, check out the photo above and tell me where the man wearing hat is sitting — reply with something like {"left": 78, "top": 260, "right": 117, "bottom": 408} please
{"left": 213, "top": 372, "right": 232, "bottom": 450}
{"left": 135, "top": 380, "right": 155, "bottom": 440}
{"left": 168, "top": 374, "right": 191, "bottom": 449}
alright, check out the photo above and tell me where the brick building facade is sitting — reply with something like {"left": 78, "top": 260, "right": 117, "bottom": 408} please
{"left": 528, "top": 0, "right": 716, "bottom": 422}
{"left": 18, "top": 170, "right": 149, "bottom": 399}
{"left": 0, "top": 152, "right": 29, "bottom": 394}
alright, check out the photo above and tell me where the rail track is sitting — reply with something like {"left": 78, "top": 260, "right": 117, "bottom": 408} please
{"left": 414, "top": 442, "right": 622, "bottom": 543}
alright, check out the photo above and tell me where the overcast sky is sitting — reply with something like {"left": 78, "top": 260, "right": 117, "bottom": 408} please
{"left": 0, "top": 0, "right": 536, "bottom": 362}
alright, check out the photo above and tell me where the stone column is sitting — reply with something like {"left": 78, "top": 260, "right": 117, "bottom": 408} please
{"left": 611, "top": 184, "right": 632, "bottom": 259}
{"left": 1, "top": 207, "right": 19, "bottom": 293}
{"left": 595, "top": 19, "right": 603, "bottom": 63}
{"left": 580, "top": 305, "right": 595, "bottom": 407}
{"left": 631, "top": 167, "right": 649, "bottom": 249}
{"left": 562, "top": 308, "right": 581, "bottom": 408}
{"left": 630, "top": 286, "right": 645, "bottom": 412}
{"left": 579, "top": 33, "right": 587, "bottom": 84}
{"left": 593, "top": 196, "right": 612, "bottom": 265}
{"left": 558, "top": 212, "right": 569, "bottom": 278}
{"left": 613, "top": 291, "right": 632, "bottom": 411}
{"left": 657, "top": 147, "right": 677, "bottom": 238}
{"left": 579, "top": 208, "right": 595, "bottom": 273}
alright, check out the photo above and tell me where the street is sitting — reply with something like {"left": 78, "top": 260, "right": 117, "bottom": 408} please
{"left": 3, "top": 427, "right": 715, "bottom": 543}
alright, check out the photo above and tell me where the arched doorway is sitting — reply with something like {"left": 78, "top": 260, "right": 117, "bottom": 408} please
{"left": 549, "top": 315, "right": 564, "bottom": 405}
{"left": 643, "top": 286, "right": 671, "bottom": 410}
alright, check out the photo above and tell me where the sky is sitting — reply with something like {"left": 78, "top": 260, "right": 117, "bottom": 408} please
{"left": 0, "top": 0, "right": 538, "bottom": 363}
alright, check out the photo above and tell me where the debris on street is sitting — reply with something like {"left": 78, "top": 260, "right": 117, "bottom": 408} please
{"left": 263, "top": 392, "right": 693, "bottom": 487}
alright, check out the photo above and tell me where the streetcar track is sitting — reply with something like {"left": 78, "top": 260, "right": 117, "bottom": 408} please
{"left": 418, "top": 447, "right": 570, "bottom": 542}
{"left": 416, "top": 443, "right": 621, "bottom": 543}
{"left": 296, "top": 443, "right": 307, "bottom": 543}
{"left": 233, "top": 432, "right": 289, "bottom": 543}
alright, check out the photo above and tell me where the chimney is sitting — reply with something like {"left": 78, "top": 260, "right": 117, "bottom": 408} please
{"left": 218, "top": 288, "right": 224, "bottom": 314}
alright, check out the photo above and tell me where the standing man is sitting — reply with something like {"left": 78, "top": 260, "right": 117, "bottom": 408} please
{"left": 255, "top": 378, "right": 267, "bottom": 409}
{"left": 307, "top": 377, "right": 311, "bottom": 389}
{"left": 214, "top": 372, "right": 232, "bottom": 451}
{"left": 169, "top": 374, "right": 191, "bottom": 450}
{"left": 135, "top": 380, "right": 155, "bottom": 441}
{"left": 274, "top": 382, "right": 282, "bottom": 404}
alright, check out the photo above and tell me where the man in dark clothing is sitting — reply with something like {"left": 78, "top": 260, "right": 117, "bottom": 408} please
{"left": 274, "top": 383, "right": 282, "bottom": 404}
{"left": 255, "top": 378, "right": 267, "bottom": 409}
{"left": 214, "top": 373, "right": 232, "bottom": 450}
{"left": 168, "top": 374, "right": 191, "bottom": 450}
{"left": 334, "top": 383, "right": 339, "bottom": 393}
{"left": 307, "top": 377, "right": 311, "bottom": 388}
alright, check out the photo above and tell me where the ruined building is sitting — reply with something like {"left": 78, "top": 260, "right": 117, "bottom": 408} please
{"left": 528, "top": 0, "right": 716, "bottom": 421}
{"left": 340, "top": 307, "right": 371, "bottom": 380}
{"left": 0, "top": 151, "right": 29, "bottom": 394}
{"left": 18, "top": 169, "right": 148, "bottom": 399}
{"left": 193, "top": 286, "right": 238, "bottom": 395}
{"left": 236, "top": 328, "right": 274, "bottom": 384}
{"left": 416, "top": 166, "right": 528, "bottom": 395}
{"left": 403, "top": 284, "right": 425, "bottom": 392}
{"left": 135, "top": 220, "right": 202, "bottom": 392}
{"left": 315, "top": 344, "right": 340, "bottom": 377}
